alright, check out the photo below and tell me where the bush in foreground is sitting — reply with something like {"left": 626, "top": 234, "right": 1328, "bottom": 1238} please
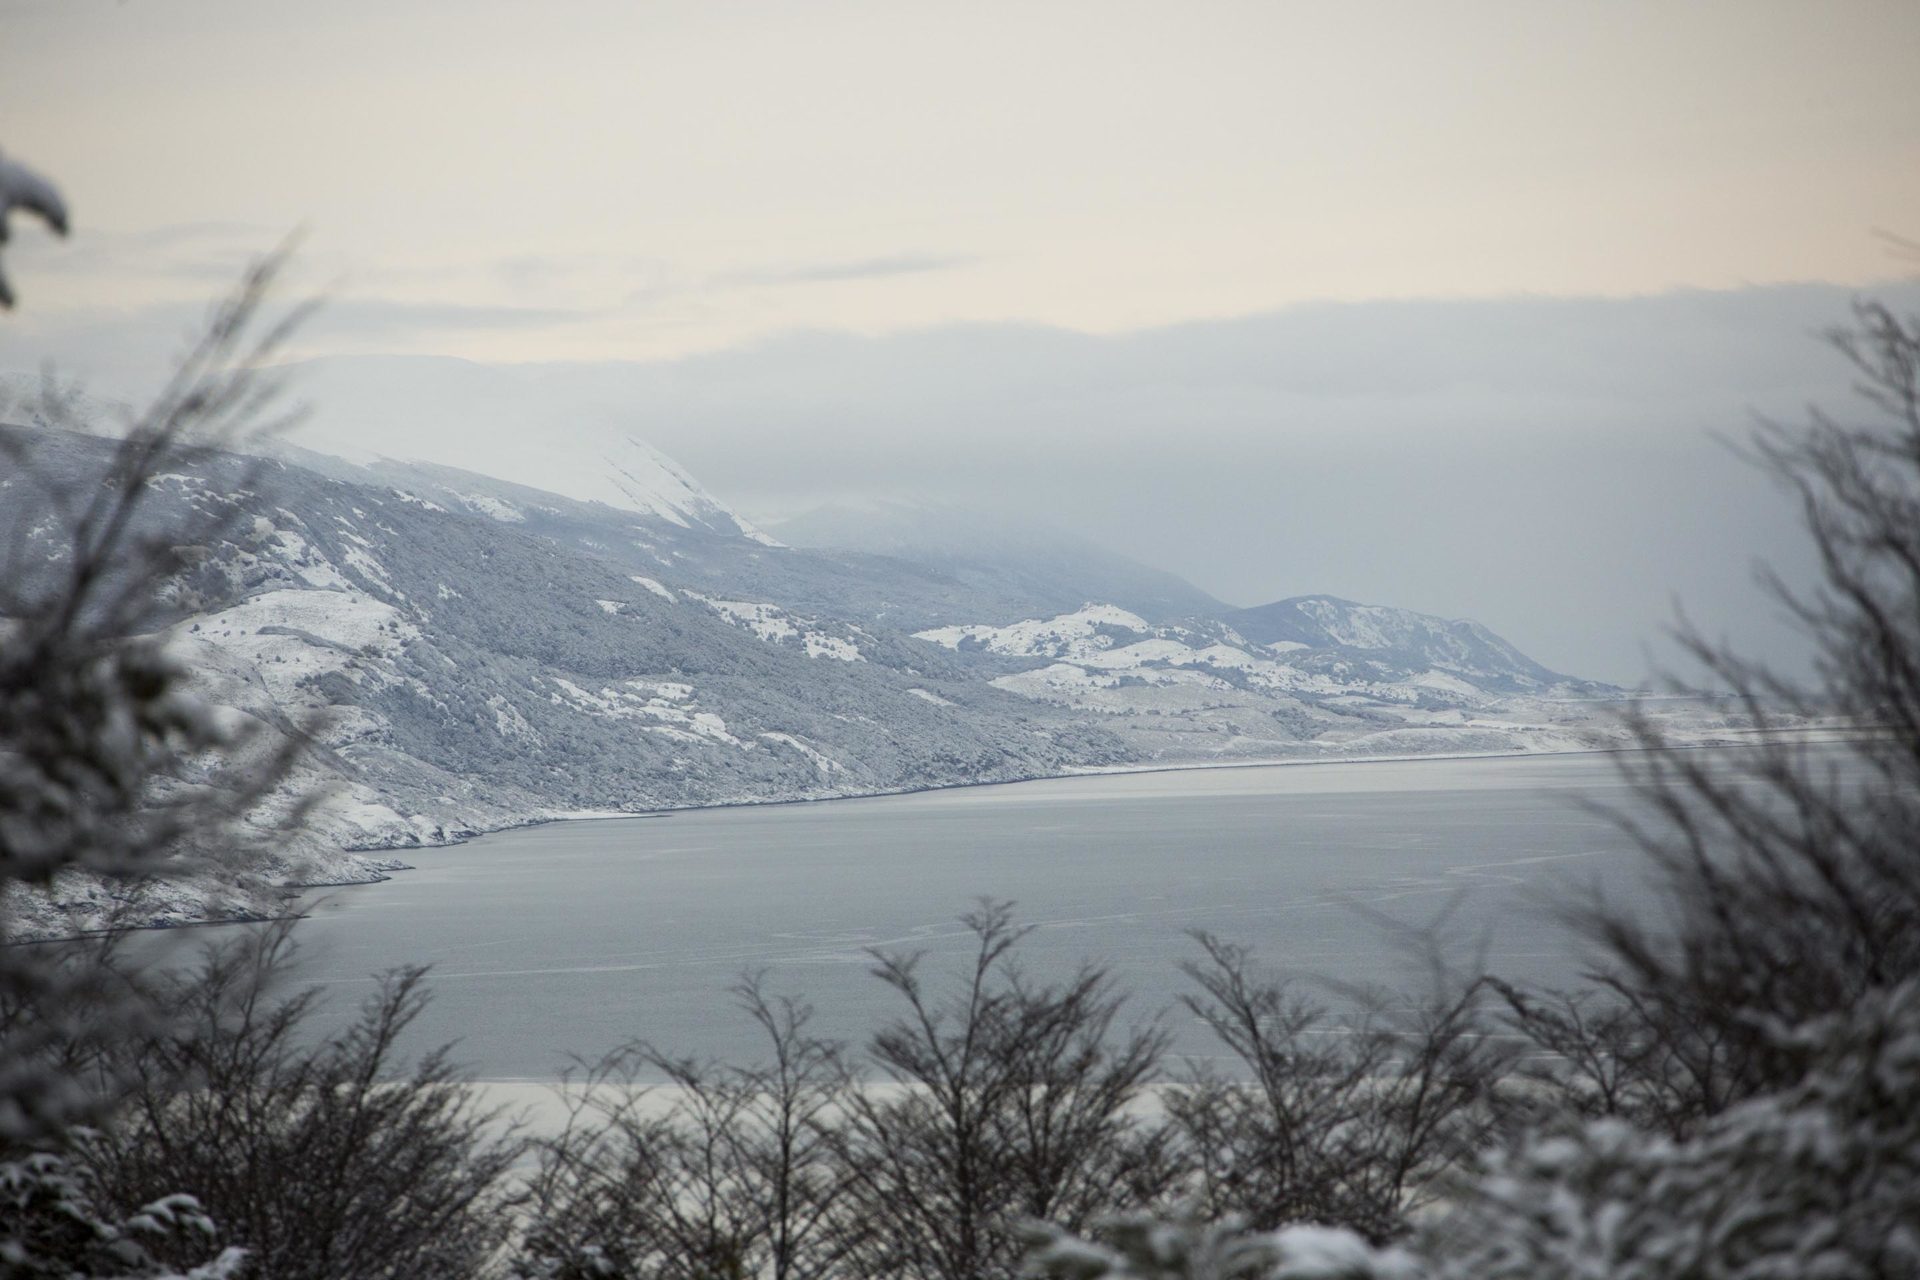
{"left": 1026, "top": 292, "right": 1920, "bottom": 1278}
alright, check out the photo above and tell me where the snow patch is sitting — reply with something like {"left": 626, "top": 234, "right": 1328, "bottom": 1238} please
{"left": 688, "top": 595, "right": 866, "bottom": 661}
{"left": 805, "top": 634, "right": 863, "bottom": 662}
{"left": 172, "top": 589, "right": 419, "bottom": 704}
{"left": 458, "top": 492, "right": 527, "bottom": 523}
{"left": 1076, "top": 638, "right": 1201, "bottom": 669}
{"left": 992, "top": 663, "right": 1121, "bottom": 695}
{"left": 585, "top": 435, "right": 786, "bottom": 545}
{"left": 697, "top": 597, "right": 798, "bottom": 642}
{"left": 917, "top": 604, "right": 1151, "bottom": 660}
{"left": 340, "top": 543, "right": 395, "bottom": 592}
{"left": 486, "top": 694, "right": 541, "bottom": 742}
{"left": 267, "top": 528, "right": 353, "bottom": 591}
{"left": 546, "top": 678, "right": 744, "bottom": 747}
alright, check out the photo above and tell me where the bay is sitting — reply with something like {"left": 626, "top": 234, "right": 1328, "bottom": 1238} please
{"left": 281, "top": 751, "right": 1680, "bottom": 1079}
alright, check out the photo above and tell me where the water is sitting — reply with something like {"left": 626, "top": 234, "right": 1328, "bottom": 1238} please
{"left": 288, "top": 752, "right": 1667, "bottom": 1079}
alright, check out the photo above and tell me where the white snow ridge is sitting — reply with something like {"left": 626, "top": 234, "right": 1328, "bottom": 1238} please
{"left": 594, "top": 434, "right": 784, "bottom": 546}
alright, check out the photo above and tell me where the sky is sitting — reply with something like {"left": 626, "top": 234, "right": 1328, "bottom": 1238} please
{"left": 3, "top": 0, "right": 1920, "bottom": 681}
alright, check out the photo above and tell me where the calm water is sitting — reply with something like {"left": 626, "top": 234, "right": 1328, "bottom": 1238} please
{"left": 288, "top": 752, "right": 1669, "bottom": 1079}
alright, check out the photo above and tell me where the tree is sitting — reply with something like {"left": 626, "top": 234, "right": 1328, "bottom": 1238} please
{"left": 77, "top": 927, "right": 523, "bottom": 1280}
{"left": 0, "top": 147, "right": 68, "bottom": 311}
{"left": 1425, "top": 980, "right": 1920, "bottom": 1280}
{"left": 1027, "top": 295, "right": 1920, "bottom": 1278}
{"left": 0, "top": 1153, "right": 247, "bottom": 1280}
{"left": 0, "top": 200, "right": 522, "bottom": 1279}
{"left": 1026, "top": 1209, "right": 1417, "bottom": 1280}
{"left": 516, "top": 976, "right": 851, "bottom": 1280}
{"left": 1494, "top": 298, "right": 1920, "bottom": 1134}
{"left": 1167, "top": 934, "right": 1510, "bottom": 1245}
{"left": 830, "top": 901, "right": 1172, "bottom": 1280}
{"left": 0, "top": 256, "right": 318, "bottom": 1146}
{"left": 0, "top": 257, "right": 318, "bottom": 1277}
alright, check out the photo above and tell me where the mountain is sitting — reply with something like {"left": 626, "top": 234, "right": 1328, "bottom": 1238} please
{"left": 284, "top": 430, "right": 778, "bottom": 545}
{"left": 572, "top": 433, "right": 782, "bottom": 545}
{"left": 3, "top": 426, "right": 1135, "bottom": 933}
{"left": 910, "top": 600, "right": 1623, "bottom": 763}
{"left": 1226, "top": 596, "right": 1587, "bottom": 693}
{"left": 2, "top": 422, "right": 1681, "bottom": 938}
{"left": 770, "top": 500, "right": 1227, "bottom": 623}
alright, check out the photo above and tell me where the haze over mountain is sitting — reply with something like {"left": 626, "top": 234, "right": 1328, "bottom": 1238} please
{"left": 769, "top": 501, "right": 1227, "bottom": 624}
{"left": 13, "top": 281, "right": 1916, "bottom": 683}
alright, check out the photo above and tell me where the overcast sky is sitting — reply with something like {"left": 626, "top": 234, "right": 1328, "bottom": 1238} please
{"left": 4, "top": 0, "right": 1920, "bottom": 681}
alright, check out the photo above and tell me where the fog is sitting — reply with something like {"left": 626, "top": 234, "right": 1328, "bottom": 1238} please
{"left": 221, "top": 279, "right": 1899, "bottom": 686}
{"left": 8, "top": 270, "right": 1916, "bottom": 689}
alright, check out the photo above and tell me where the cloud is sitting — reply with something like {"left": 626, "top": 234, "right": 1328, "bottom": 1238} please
{"left": 307, "top": 297, "right": 594, "bottom": 339}
{"left": 721, "top": 251, "right": 980, "bottom": 288}
{"left": 0, "top": 292, "right": 595, "bottom": 396}
{"left": 24, "top": 220, "right": 287, "bottom": 285}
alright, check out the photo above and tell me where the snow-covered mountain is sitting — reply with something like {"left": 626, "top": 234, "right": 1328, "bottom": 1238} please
{"left": 287, "top": 431, "right": 778, "bottom": 545}
{"left": 4, "top": 426, "right": 1143, "bottom": 933}
{"left": 913, "top": 601, "right": 1620, "bottom": 762}
{"left": 586, "top": 433, "right": 782, "bottom": 544}
{"left": 2, "top": 421, "right": 1695, "bottom": 937}
{"left": 1226, "top": 595, "right": 1577, "bottom": 691}
{"left": 275, "top": 355, "right": 786, "bottom": 544}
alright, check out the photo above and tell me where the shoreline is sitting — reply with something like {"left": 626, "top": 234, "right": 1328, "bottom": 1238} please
{"left": 402, "top": 740, "right": 1611, "bottom": 843}
{"left": 349, "top": 720, "right": 1865, "bottom": 855}
{"left": 354, "top": 727, "right": 1816, "bottom": 852}
{"left": 26, "top": 725, "right": 1853, "bottom": 943}
{"left": 17, "top": 743, "right": 1609, "bottom": 945}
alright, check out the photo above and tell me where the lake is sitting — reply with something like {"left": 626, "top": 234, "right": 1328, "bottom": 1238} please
{"left": 289, "top": 751, "right": 1671, "bottom": 1080}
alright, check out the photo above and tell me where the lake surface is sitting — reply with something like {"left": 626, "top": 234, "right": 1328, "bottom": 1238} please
{"left": 290, "top": 752, "right": 1670, "bottom": 1079}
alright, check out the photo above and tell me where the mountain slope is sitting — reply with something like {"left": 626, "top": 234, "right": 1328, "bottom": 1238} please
{"left": 4, "top": 426, "right": 1135, "bottom": 932}
{"left": 912, "top": 600, "right": 1624, "bottom": 763}
{"left": 1226, "top": 595, "right": 1588, "bottom": 692}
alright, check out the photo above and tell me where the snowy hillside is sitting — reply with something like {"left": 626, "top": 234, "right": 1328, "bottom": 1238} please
{"left": 1, "top": 423, "right": 1725, "bottom": 937}
{"left": 586, "top": 433, "right": 782, "bottom": 545}
{"left": 4, "top": 427, "right": 1137, "bottom": 934}
{"left": 915, "top": 602, "right": 1625, "bottom": 763}
{"left": 917, "top": 604, "right": 1160, "bottom": 659}
{"left": 1226, "top": 595, "right": 1579, "bottom": 691}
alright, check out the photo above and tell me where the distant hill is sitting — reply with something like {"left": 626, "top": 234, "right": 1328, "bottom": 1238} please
{"left": 1226, "top": 595, "right": 1590, "bottom": 693}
